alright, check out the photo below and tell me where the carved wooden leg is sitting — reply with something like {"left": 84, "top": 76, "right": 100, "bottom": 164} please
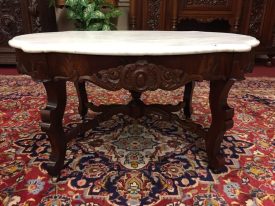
{"left": 130, "top": 91, "right": 142, "bottom": 102}
{"left": 74, "top": 81, "right": 88, "bottom": 119}
{"left": 40, "top": 80, "right": 67, "bottom": 177}
{"left": 183, "top": 81, "right": 195, "bottom": 119}
{"left": 130, "top": 91, "right": 143, "bottom": 118}
{"left": 206, "top": 79, "right": 235, "bottom": 171}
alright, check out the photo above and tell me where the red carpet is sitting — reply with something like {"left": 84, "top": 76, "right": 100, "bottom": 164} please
{"left": 246, "top": 65, "right": 275, "bottom": 77}
{"left": 0, "top": 68, "right": 18, "bottom": 75}
{"left": 0, "top": 75, "right": 274, "bottom": 205}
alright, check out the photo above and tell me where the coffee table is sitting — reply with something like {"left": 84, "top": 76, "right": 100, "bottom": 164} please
{"left": 9, "top": 31, "right": 259, "bottom": 177}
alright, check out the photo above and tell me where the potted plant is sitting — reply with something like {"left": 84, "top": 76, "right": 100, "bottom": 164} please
{"left": 50, "top": 0, "right": 66, "bottom": 7}
{"left": 50, "top": 0, "right": 120, "bottom": 30}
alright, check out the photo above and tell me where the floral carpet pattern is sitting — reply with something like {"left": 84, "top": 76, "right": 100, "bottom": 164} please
{"left": 0, "top": 75, "right": 274, "bottom": 206}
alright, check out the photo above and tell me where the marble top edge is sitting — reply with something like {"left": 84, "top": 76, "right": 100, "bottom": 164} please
{"left": 9, "top": 31, "right": 260, "bottom": 56}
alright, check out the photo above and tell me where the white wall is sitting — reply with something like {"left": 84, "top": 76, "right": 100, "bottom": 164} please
{"left": 55, "top": 0, "right": 130, "bottom": 31}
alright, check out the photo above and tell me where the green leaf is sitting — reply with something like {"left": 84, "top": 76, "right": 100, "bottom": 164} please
{"left": 83, "top": 3, "right": 96, "bottom": 22}
{"left": 67, "top": 10, "right": 80, "bottom": 20}
{"left": 79, "top": 0, "right": 89, "bottom": 7}
{"left": 111, "top": 9, "right": 122, "bottom": 17}
{"left": 65, "top": 0, "right": 76, "bottom": 7}
{"left": 90, "top": 10, "right": 105, "bottom": 19}
{"left": 106, "top": 9, "right": 121, "bottom": 19}
{"left": 64, "top": 0, "right": 120, "bottom": 30}
{"left": 87, "top": 22, "right": 103, "bottom": 31}
{"left": 94, "top": 0, "right": 105, "bottom": 5}
{"left": 102, "top": 24, "right": 111, "bottom": 30}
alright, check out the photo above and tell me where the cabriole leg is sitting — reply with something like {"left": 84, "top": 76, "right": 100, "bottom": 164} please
{"left": 206, "top": 79, "right": 235, "bottom": 171}
{"left": 183, "top": 81, "right": 195, "bottom": 119}
{"left": 40, "top": 80, "right": 67, "bottom": 177}
{"left": 74, "top": 81, "right": 88, "bottom": 119}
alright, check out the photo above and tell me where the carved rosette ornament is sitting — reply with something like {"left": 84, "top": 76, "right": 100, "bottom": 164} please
{"left": 83, "top": 60, "right": 201, "bottom": 92}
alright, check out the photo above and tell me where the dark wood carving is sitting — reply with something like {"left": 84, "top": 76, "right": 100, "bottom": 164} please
{"left": 147, "top": 0, "right": 161, "bottom": 30}
{"left": 248, "top": 0, "right": 265, "bottom": 38}
{"left": 206, "top": 79, "right": 235, "bottom": 170}
{"left": 177, "top": 0, "right": 242, "bottom": 33}
{"left": 40, "top": 80, "right": 67, "bottom": 177}
{"left": 0, "top": 0, "right": 23, "bottom": 45}
{"left": 186, "top": 0, "right": 228, "bottom": 7}
{"left": 74, "top": 82, "right": 88, "bottom": 119}
{"left": 28, "top": 0, "right": 42, "bottom": 33}
{"left": 16, "top": 50, "right": 50, "bottom": 81}
{"left": 84, "top": 60, "right": 201, "bottom": 92}
{"left": 129, "top": 0, "right": 166, "bottom": 30}
{"left": 241, "top": 0, "right": 275, "bottom": 66}
{"left": 183, "top": 81, "right": 195, "bottom": 119}
{"left": 16, "top": 52, "right": 254, "bottom": 82}
{"left": 0, "top": 0, "right": 57, "bottom": 65}
{"left": 14, "top": 48, "right": 256, "bottom": 177}
{"left": 0, "top": 0, "right": 24, "bottom": 64}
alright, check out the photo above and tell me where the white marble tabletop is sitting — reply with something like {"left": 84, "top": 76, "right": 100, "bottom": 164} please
{"left": 9, "top": 31, "right": 260, "bottom": 56}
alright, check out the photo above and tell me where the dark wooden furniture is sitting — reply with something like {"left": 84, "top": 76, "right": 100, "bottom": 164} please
{"left": 129, "top": 0, "right": 275, "bottom": 65}
{"left": 0, "top": 0, "right": 57, "bottom": 64}
{"left": 10, "top": 31, "right": 258, "bottom": 177}
{"left": 129, "top": 0, "right": 242, "bottom": 32}
{"left": 240, "top": 0, "right": 275, "bottom": 66}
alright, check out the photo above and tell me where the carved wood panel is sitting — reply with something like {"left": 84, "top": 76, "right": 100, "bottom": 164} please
{"left": 0, "top": 0, "right": 24, "bottom": 64}
{"left": 28, "top": 0, "right": 42, "bottom": 33}
{"left": 240, "top": 0, "right": 275, "bottom": 64}
{"left": 129, "top": 0, "right": 167, "bottom": 31}
{"left": 247, "top": 0, "right": 266, "bottom": 38}
{"left": 86, "top": 60, "right": 202, "bottom": 91}
{"left": 0, "top": 0, "right": 24, "bottom": 46}
{"left": 146, "top": 0, "right": 161, "bottom": 30}
{"left": 185, "top": 0, "right": 229, "bottom": 8}
{"left": 0, "top": 0, "right": 57, "bottom": 64}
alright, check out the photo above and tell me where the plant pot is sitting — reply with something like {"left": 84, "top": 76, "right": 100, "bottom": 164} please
{"left": 107, "top": 0, "right": 118, "bottom": 6}
{"left": 55, "top": 0, "right": 66, "bottom": 8}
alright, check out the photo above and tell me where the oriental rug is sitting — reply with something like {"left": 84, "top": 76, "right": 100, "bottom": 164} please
{"left": 0, "top": 75, "right": 274, "bottom": 206}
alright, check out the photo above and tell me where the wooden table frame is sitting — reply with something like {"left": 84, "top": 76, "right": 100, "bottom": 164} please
{"left": 15, "top": 49, "right": 255, "bottom": 177}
